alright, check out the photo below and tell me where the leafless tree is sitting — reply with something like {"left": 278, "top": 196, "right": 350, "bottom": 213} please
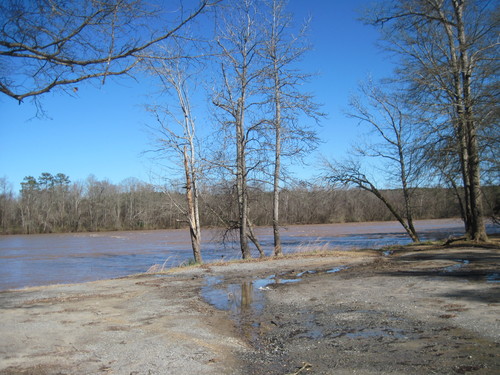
{"left": 0, "top": 0, "right": 216, "bottom": 105}
{"left": 261, "top": 0, "right": 321, "bottom": 256}
{"left": 0, "top": 177, "right": 15, "bottom": 233}
{"left": 324, "top": 82, "right": 421, "bottom": 242}
{"left": 211, "top": 0, "right": 266, "bottom": 259}
{"left": 364, "top": 0, "right": 498, "bottom": 241}
{"left": 145, "top": 47, "right": 203, "bottom": 264}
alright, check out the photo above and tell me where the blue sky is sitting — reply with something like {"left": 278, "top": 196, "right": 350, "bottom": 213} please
{"left": 0, "top": 0, "right": 392, "bottom": 192}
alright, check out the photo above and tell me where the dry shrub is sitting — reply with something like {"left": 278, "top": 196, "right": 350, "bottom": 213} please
{"left": 146, "top": 257, "right": 175, "bottom": 273}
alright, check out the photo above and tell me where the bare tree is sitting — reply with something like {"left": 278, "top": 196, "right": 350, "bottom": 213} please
{"left": 145, "top": 48, "right": 203, "bottom": 264}
{"left": 325, "top": 82, "right": 421, "bottom": 242}
{"left": 325, "top": 160, "right": 421, "bottom": 242}
{"left": 19, "top": 176, "right": 38, "bottom": 234}
{"left": 211, "top": 0, "right": 265, "bottom": 259}
{"left": 0, "top": 177, "right": 15, "bottom": 233}
{"left": 261, "top": 0, "right": 321, "bottom": 256}
{"left": 365, "top": 0, "right": 498, "bottom": 241}
{"left": 0, "top": 0, "right": 216, "bottom": 104}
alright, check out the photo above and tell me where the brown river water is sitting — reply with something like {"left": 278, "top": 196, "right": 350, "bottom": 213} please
{"left": 0, "top": 219, "right": 497, "bottom": 291}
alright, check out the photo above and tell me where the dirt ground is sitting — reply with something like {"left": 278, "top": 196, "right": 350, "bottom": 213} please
{"left": 1, "top": 242, "right": 499, "bottom": 374}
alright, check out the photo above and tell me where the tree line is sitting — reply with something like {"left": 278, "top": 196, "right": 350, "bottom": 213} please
{"left": 0, "top": 173, "right": 497, "bottom": 235}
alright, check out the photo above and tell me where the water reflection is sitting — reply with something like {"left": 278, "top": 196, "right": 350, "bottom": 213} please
{"left": 443, "top": 259, "right": 470, "bottom": 272}
{"left": 486, "top": 273, "right": 500, "bottom": 283}
{"left": 201, "top": 276, "right": 266, "bottom": 315}
{"left": 327, "top": 266, "right": 348, "bottom": 273}
{"left": 202, "top": 276, "right": 267, "bottom": 344}
{"left": 202, "top": 266, "right": 350, "bottom": 344}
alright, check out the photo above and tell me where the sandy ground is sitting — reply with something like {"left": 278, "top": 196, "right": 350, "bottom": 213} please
{"left": 0, "top": 243, "right": 499, "bottom": 374}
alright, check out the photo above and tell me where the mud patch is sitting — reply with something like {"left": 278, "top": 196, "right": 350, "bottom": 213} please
{"left": 229, "top": 249, "right": 500, "bottom": 374}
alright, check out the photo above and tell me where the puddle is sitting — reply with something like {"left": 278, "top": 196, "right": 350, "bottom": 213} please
{"left": 327, "top": 266, "right": 348, "bottom": 273}
{"left": 486, "top": 273, "right": 500, "bottom": 283}
{"left": 443, "top": 259, "right": 470, "bottom": 272}
{"left": 201, "top": 266, "right": 349, "bottom": 344}
{"left": 273, "top": 277, "right": 302, "bottom": 284}
{"left": 202, "top": 267, "right": 350, "bottom": 314}
{"left": 253, "top": 275, "right": 275, "bottom": 289}
{"left": 201, "top": 276, "right": 264, "bottom": 314}
{"left": 293, "top": 311, "right": 325, "bottom": 340}
{"left": 296, "top": 270, "right": 318, "bottom": 277}
{"left": 201, "top": 273, "right": 302, "bottom": 315}
{"left": 345, "top": 327, "right": 413, "bottom": 340}
{"left": 287, "top": 311, "right": 419, "bottom": 342}
{"left": 201, "top": 275, "right": 269, "bottom": 344}
{"left": 383, "top": 250, "right": 393, "bottom": 257}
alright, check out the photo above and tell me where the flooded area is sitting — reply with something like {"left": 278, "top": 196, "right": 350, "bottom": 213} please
{"left": 0, "top": 218, "right": 497, "bottom": 290}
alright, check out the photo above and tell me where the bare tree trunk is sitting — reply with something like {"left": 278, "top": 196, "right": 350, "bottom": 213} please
{"left": 455, "top": 1, "right": 487, "bottom": 241}
{"left": 184, "top": 146, "right": 202, "bottom": 264}
{"left": 458, "top": 120, "right": 473, "bottom": 233}
{"left": 443, "top": 3, "right": 474, "bottom": 236}
{"left": 398, "top": 137, "right": 419, "bottom": 242}
{"left": 272, "top": 75, "right": 283, "bottom": 256}
{"left": 449, "top": 0, "right": 487, "bottom": 241}
{"left": 247, "top": 218, "right": 265, "bottom": 257}
{"left": 145, "top": 48, "right": 205, "bottom": 262}
{"left": 268, "top": 0, "right": 283, "bottom": 257}
{"left": 261, "top": 0, "right": 321, "bottom": 255}
{"left": 468, "top": 133, "right": 487, "bottom": 241}
{"left": 236, "top": 110, "right": 251, "bottom": 259}
{"left": 324, "top": 159, "right": 420, "bottom": 243}
{"left": 366, "top": 180, "right": 420, "bottom": 243}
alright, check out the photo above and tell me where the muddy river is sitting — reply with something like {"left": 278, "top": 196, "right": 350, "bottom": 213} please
{"left": 0, "top": 219, "right": 497, "bottom": 291}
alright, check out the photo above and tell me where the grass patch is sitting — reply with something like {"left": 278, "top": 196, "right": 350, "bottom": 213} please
{"left": 147, "top": 247, "right": 378, "bottom": 276}
{"left": 146, "top": 236, "right": 499, "bottom": 276}
{"left": 179, "top": 258, "right": 201, "bottom": 267}
{"left": 146, "top": 256, "right": 178, "bottom": 273}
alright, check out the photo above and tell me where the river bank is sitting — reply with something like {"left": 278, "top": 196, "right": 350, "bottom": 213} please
{"left": 1, "top": 241, "right": 499, "bottom": 374}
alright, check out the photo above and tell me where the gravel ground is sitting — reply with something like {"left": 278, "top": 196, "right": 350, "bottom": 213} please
{"left": 0, "top": 244, "right": 499, "bottom": 374}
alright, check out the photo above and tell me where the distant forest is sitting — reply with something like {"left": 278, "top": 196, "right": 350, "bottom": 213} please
{"left": 0, "top": 174, "right": 498, "bottom": 235}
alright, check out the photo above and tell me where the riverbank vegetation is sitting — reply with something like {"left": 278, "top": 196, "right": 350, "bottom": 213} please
{"left": 0, "top": 174, "right": 497, "bottom": 235}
